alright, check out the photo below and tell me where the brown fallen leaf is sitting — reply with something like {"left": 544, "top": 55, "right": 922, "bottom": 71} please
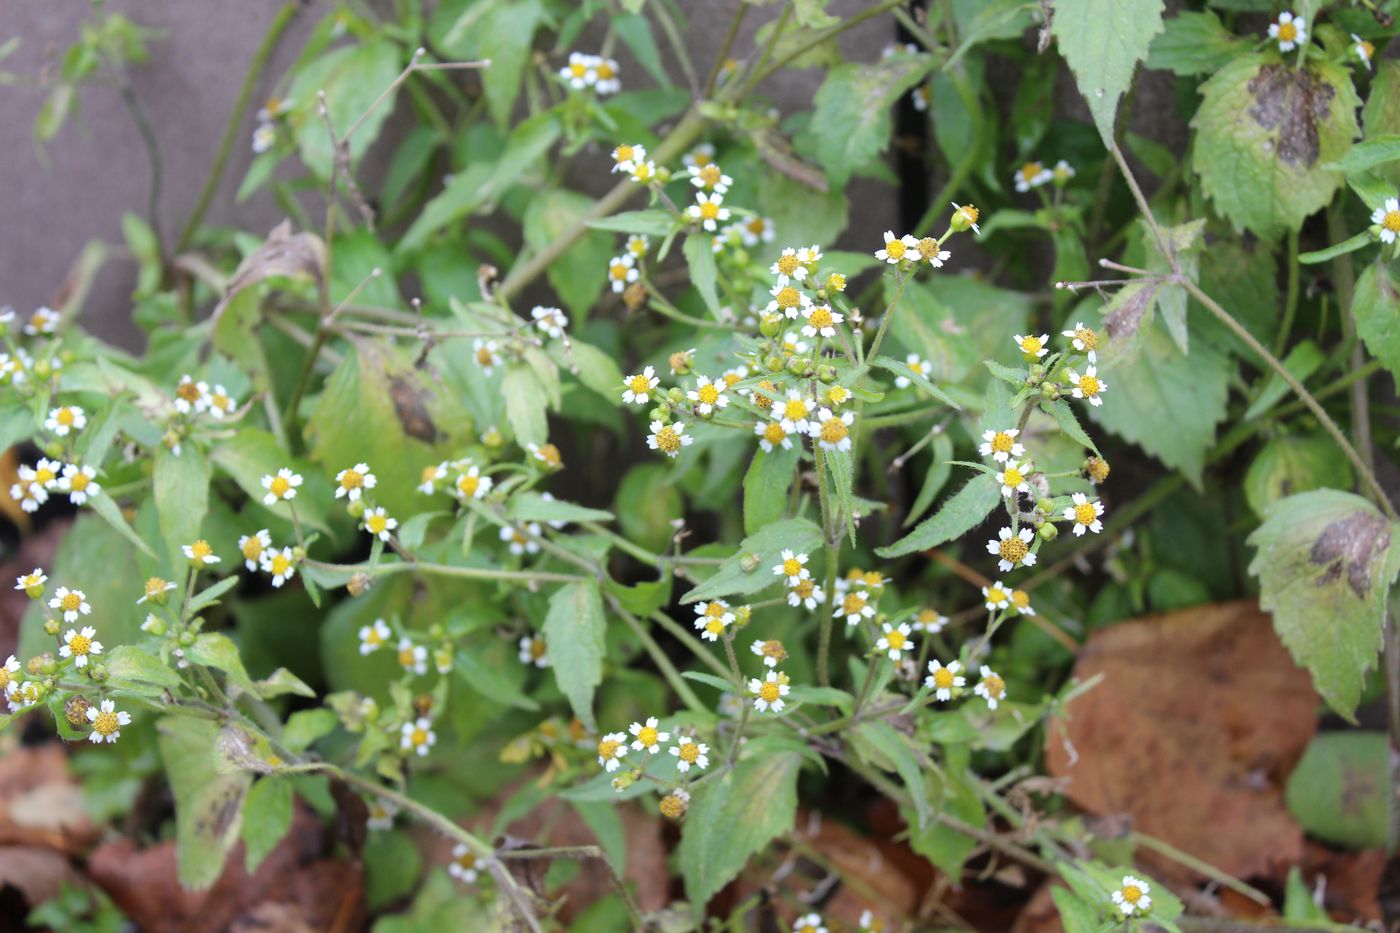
{"left": 0, "top": 845, "right": 85, "bottom": 908}
{"left": 0, "top": 741, "right": 97, "bottom": 854}
{"left": 1300, "top": 840, "right": 1384, "bottom": 924}
{"left": 1046, "top": 601, "right": 1317, "bottom": 885}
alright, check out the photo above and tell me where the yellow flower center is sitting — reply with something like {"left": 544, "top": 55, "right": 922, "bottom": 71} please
{"left": 456, "top": 851, "right": 478, "bottom": 870}
{"left": 0, "top": 668, "right": 9, "bottom": 689}
{"left": 808, "top": 307, "right": 833, "bottom": 329}
{"left": 475, "top": 346, "right": 495, "bottom": 365}
{"left": 457, "top": 474, "right": 480, "bottom": 497}
{"left": 828, "top": 386, "right": 849, "bottom": 404}
{"left": 746, "top": 217, "right": 766, "bottom": 234}
{"left": 655, "top": 426, "right": 681, "bottom": 453}
{"left": 692, "top": 150, "right": 713, "bottom": 167}
{"left": 916, "top": 237, "right": 942, "bottom": 261}
{"left": 637, "top": 726, "right": 658, "bottom": 746}
{"left": 367, "top": 514, "right": 388, "bottom": 534}
{"left": 1075, "top": 502, "right": 1098, "bottom": 525}
{"left": 68, "top": 633, "right": 91, "bottom": 655}
{"left": 932, "top": 667, "right": 954, "bottom": 689}
{"left": 783, "top": 399, "right": 808, "bottom": 421}
{"left": 758, "top": 681, "right": 781, "bottom": 702}
{"left": 1074, "top": 327, "right": 1098, "bottom": 349}
{"left": 982, "top": 673, "right": 1006, "bottom": 698}
{"left": 596, "top": 60, "right": 615, "bottom": 79}
{"left": 679, "top": 743, "right": 699, "bottom": 762}
{"left": 270, "top": 554, "right": 292, "bottom": 576}
{"left": 782, "top": 558, "right": 803, "bottom": 577}
{"left": 410, "top": 727, "right": 429, "bottom": 746}
{"left": 986, "top": 586, "right": 1007, "bottom": 604}
{"left": 722, "top": 371, "right": 742, "bottom": 386}
{"left": 918, "top": 609, "right": 940, "bottom": 624}
{"left": 705, "top": 618, "right": 726, "bottom": 637}
{"left": 365, "top": 627, "right": 385, "bottom": 647}
{"left": 699, "top": 201, "right": 720, "bottom": 220}
{"left": 698, "top": 164, "right": 721, "bottom": 186}
{"left": 697, "top": 384, "right": 720, "bottom": 405}
{"left": 177, "top": 382, "right": 201, "bottom": 402}
{"left": 1384, "top": 211, "right": 1400, "bottom": 233}
{"left": 1087, "top": 458, "right": 1111, "bottom": 482}
{"left": 399, "top": 648, "right": 416, "bottom": 668}
{"left": 536, "top": 444, "right": 562, "bottom": 466}
{"left": 1360, "top": 39, "right": 1375, "bottom": 59}
{"left": 704, "top": 602, "right": 728, "bottom": 619}
{"left": 884, "top": 238, "right": 906, "bottom": 259}
{"left": 776, "top": 254, "right": 801, "bottom": 276}
{"left": 1078, "top": 374, "right": 1100, "bottom": 396}
{"left": 144, "top": 577, "right": 168, "bottom": 599}
{"left": 70, "top": 472, "right": 89, "bottom": 491}
{"left": 999, "top": 536, "right": 1029, "bottom": 563}
{"left": 92, "top": 710, "right": 119, "bottom": 736}
{"left": 1003, "top": 467, "right": 1025, "bottom": 487}
{"left": 610, "top": 262, "right": 630, "bottom": 280}
{"left": 863, "top": 571, "right": 885, "bottom": 588}
{"left": 842, "top": 593, "right": 866, "bottom": 616}
{"left": 775, "top": 286, "right": 800, "bottom": 309}
{"left": 242, "top": 537, "right": 264, "bottom": 560}
{"left": 793, "top": 579, "right": 815, "bottom": 599}
{"left": 826, "top": 273, "right": 846, "bottom": 292}
{"left": 633, "top": 163, "right": 654, "bottom": 181}
{"left": 886, "top": 629, "right": 907, "bottom": 650}
{"left": 1020, "top": 162, "right": 1043, "bottom": 183}
{"left": 990, "top": 432, "right": 1014, "bottom": 453}
{"left": 269, "top": 475, "right": 291, "bottom": 497}
{"left": 339, "top": 469, "right": 363, "bottom": 491}
{"left": 1019, "top": 336, "right": 1043, "bottom": 354}
{"left": 761, "top": 640, "right": 785, "bottom": 659}
{"left": 1277, "top": 22, "right": 1296, "bottom": 42}
{"left": 820, "top": 417, "right": 848, "bottom": 444}
{"left": 1121, "top": 885, "right": 1143, "bottom": 905}
{"left": 598, "top": 738, "right": 620, "bottom": 760}
{"left": 531, "top": 639, "right": 547, "bottom": 659}
{"left": 614, "top": 144, "right": 634, "bottom": 162}
{"left": 61, "top": 593, "right": 82, "bottom": 613}
{"left": 762, "top": 423, "right": 787, "bottom": 445}
{"left": 56, "top": 409, "right": 74, "bottom": 426}
{"left": 189, "top": 540, "right": 213, "bottom": 561}
{"left": 569, "top": 61, "right": 588, "bottom": 78}
{"left": 1012, "top": 590, "right": 1031, "bottom": 609}
{"left": 958, "top": 204, "right": 979, "bottom": 224}
{"left": 35, "top": 466, "right": 55, "bottom": 484}
{"left": 212, "top": 391, "right": 231, "bottom": 409}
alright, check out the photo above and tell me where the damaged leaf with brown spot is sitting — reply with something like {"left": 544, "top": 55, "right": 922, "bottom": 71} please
{"left": 1248, "top": 489, "right": 1400, "bottom": 719}
{"left": 1193, "top": 54, "right": 1359, "bottom": 240}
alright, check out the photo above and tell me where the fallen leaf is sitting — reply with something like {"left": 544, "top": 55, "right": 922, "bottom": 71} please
{"left": 211, "top": 220, "right": 325, "bottom": 322}
{"left": 1046, "top": 601, "right": 1317, "bottom": 884}
{"left": 0, "top": 742, "right": 97, "bottom": 854}
{"left": 1300, "top": 840, "right": 1384, "bottom": 924}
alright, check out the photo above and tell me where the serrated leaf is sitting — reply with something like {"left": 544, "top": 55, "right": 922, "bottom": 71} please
{"left": 502, "top": 362, "right": 549, "bottom": 447}
{"left": 242, "top": 777, "right": 293, "bottom": 873}
{"left": 86, "top": 493, "right": 155, "bottom": 559}
{"left": 153, "top": 445, "right": 210, "bottom": 570}
{"left": 1248, "top": 489, "right": 1400, "bottom": 718}
{"left": 1192, "top": 55, "right": 1360, "bottom": 239}
{"left": 682, "top": 234, "right": 721, "bottom": 316}
{"left": 878, "top": 473, "right": 999, "bottom": 558}
{"left": 677, "top": 751, "right": 801, "bottom": 908}
{"left": 104, "top": 644, "right": 181, "bottom": 694}
{"left": 158, "top": 717, "right": 251, "bottom": 889}
{"left": 1244, "top": 433, "right": 1351, "bottom": 517}
{"left": 1045, "top": 400, "right": 1100, "bottom": 455}
{"left": 851, "top": 720, "right": 930, "bottom": 827}
{"left": 743, "top": 442, "right": 800, "bottom": 535}
{"left": 1052, "top": 0, "right": 1165, "bottom": 145}
{"left": 1352, "top": 262, "right": 1400, "bottom": 382}
{"left": 523, "top": 188, "right": 611, "bottom": 319}
{"left": 905, "top": 433, "right": 954, "bottom": 528}
{"left": 1285, "top": 731, "right": 1391, "bottom": 849}
{"left": 283, "top": 708, "right": 338, "bottom": 752}
{"left": 1143, "top": 219, "right": 1205, "bottom": 354}
{"left": 288, "top": 39, "right": 403, "bottom": 180}
{"left": 680, "top": 518, "right": 823, "bottom": 604}
{"left": 587, "top": 210, "right": 676, "bottom": 236}
{"left": 550, "top": 337, "right": 624, "bottom": 400}
{"left": 543, "top": 581, "right": 607, "bottom": 732}
{"left": 872, "top": 355, "right": 960, "bottom": 408}
{"left": 1146, "top": 10, "right": 1245, "bottom": 76}
{"left": 810, "top": 56, "right": 933, "bottom": 186}
{"left": 254, "top": 667, "right": 316, "bottom": 699}
{"left": 1324, "top": 133, "right": 1400, "bottom": 174}
{"left": 187, "top": 632, "right": 257, "bottom": 695}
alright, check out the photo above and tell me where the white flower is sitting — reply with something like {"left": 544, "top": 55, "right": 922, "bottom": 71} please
{"left": 49, "top": 586, "right": 91, "bottom": 622}
{"left": 1010, "top": 588, "right": 1035, "bottom": 616}
{"left": 366, "top": 799, "right": 398, "bottom": 831}
{"left": 626, "top": 234, "right": 650, "bottom": 257}
{"left": 1268, "top": 11, "right": 1307, "bottom": 52}
{"left": 647, "top": 420, "right": 694, "bottom": 458}
{"left": 982, "top": 581, "right": 1012, "bottom": 611}
{"left": 593, "top": 56, "right": 621, "bottom": 95}
{"left": 59, "top": 464, "right": 100, "bottom": 505}
{"left": 453, "top": 465, "right": 493, "bottom": 501}
{"left": 174, "top": 375, "right": 209, "bottom": 414}
{"left": 771, "top": 390, "right": 814, "bottom": 434}
{"left": 694, "top": 600, "right": 734, "bottom": 642}
{"left": 773, "top": 549, "right": 810, "bottom": 586}
{"left": 531, "top": 305, "right": 569, "bottom": 339}
{"left": 688, "top": 162, "right": 733, "bottom": 194}
{"left": 628, "top": 716, "right": 670, "bottom": 752}
{"left": 800, "top": 303, "right": 843, "bottom": 339}
{"left": 518, "top": 634, "right": 549, "bottom": 668}
{"left": 629, "top": 160, "right": 658, "bottom": 184}
{"left": 975, "top": 665, "right": 1007, "bottom": 709}
{"left": 400, "top": 717, "right": 436, "bottom": 756}
{"left": 687, "top": 375, "right": 729, "bottom": 415}
{"left": 206, "top": 384, "right": 237, "bottom": 418}
{"left": 559, "top": 51, "right": 596, "bottom": 89}
{"left": 895, "top": 354, "right": 932, "bottom": 388}
{"left": 682, "top": 143, "right": 715, "bottom": 168}
{"left": 875, "top": 230, "right": 918, "bottom": 264}
{"left": 86, "top": 699, "right": 131, "bottom": 743}
{"left": 988, "top": 526, "right": 1037, "bottom": 573}
{"left": 875, "top": 622, "right": 913, "bottom": 661}
{"left": 913, "top": 608, "right": 948, "bottom": 633}
{"left": 252, "top": 123, "right": 276, "bottom": 153}
{"left": 754, "top": 419, "right": 792, "bottom": 453}
{"left": 1112, "top": 876, "right": 1153, "bottom": 916}
{"left": 261, "top": 467, "right": 303, "bottom": 505}
{"left": 60, "top": 625, "right": 102, "bottom": 667}
{"left": 26, "top": 306, "right": 59, "bottom": 335}
{"left": 1014, "top": 161, "right": 1053, "bottom": 192}
{"left": 1061, "top": 321, "right": 1100, "bottom": 364}
{"left": 472, "top": 339, "right": 502, "bottom": 375}
{"left": 1014, "top": 333, "right": 1049, "bottom": 359}
{"left": 951, "top": 201, "right": 981, "bottom": 235}
{"left": 924, "top": 659, "right": 964, "bottom": 701}
{"left": 1063, "top": 491, "right": 1105, "bottom": 536}
{"left": 1354, "top": 34, "right": 1374, "bottom": 69}
{"left": 979, "top": 427, "right": 1024, "bottom": 463}
{"left": 793, "top": 913, "right": 827, "bottom": 933}
{"left": 687, "top": 192, "right": 731, "bottom": 232}
{"left": 596, "top": 732, "right": 629, "bottom": 771}
{"left": 611, "top": 143, "right": 646, "bottom": 173}
{"left": 182, "top": 540, "right": 220, "bottom": 566}
{"left": 1373, "top": 197, "right": 1400, "bottom": 244}
{"left": 1065, "top": 366, "right": 1107, "bottom": 406}
{"left": 336, "top": 463, "right": 377, "bottom": 501}
{"left": 418, "top": 461, "right": 448, "bottom": 495}
{"left": 787, "top": 579, "right": 825, "bottom": 610}
{"left": 769, "top": 247, "right": 809, "bottom": 286}
{"left": 363, "top": 506, "right": 398, "bottom": 542}
{"left": 996, "top": 459, "right": 1033, "bottom": 500}
{"left": 359, "top": 619, "right": 391, "bottom": 655}
{"left": 396, "top": 637, "right": 428, "bottom": 675}
{"left": 859, "top": 909, "right": 885, "bottom": 932}
{"left": 500, "top": 523, "right": 542, "bottom": 556}
{"left": 751, "top": 639, "right": 787, "bottom": 668}
{"left": 44, "top": 406, "right": 86, "bottom": 436}
{"left": 260, "top": 546, "right": 298, "bottom": 587}
{"left": 739, "top": 215, "right": 776, "bottom": 246}
{"left": 238, "top": 529, "right": 272, "bottom": 571}
{"left": 607, "top": 254, "right": 639, "bottom": 293}
{"left": 669, "top": 736, "right": 710, "bottom": 772}
{"left": 810, "top": 407, "right": 854, "bottom": 452}
{"left": 749, "top": 670, "right": 790, "bottom": 712}
{"left": 838, "top": 589, "right": 876, "bottom": 627}
{"left": 1052, "top": 160, "right": 1076, "bottom": 184}
{"left": 14, "top": 569, "right": 46, "bottom": 594}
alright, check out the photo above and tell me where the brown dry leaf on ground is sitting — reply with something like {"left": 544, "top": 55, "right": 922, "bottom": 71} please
{"left": 0, "top": 845, "right": 85, "bottom": 908}
{"left": 1046, "top": 600, "right": 1317, "bottom": 884}
{"left": 87, "top": 801, "right": 363, "bottom": 933}
{"left": 1301, "top": 840, "right": 1384, "bottom": 924}
{"left": 0, "top": 741, "right": 97, "bottom": 854}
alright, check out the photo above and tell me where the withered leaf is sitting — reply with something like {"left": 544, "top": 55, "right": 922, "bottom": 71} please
{"left": 212, "top": 220, "right": 326, "bottom": 322}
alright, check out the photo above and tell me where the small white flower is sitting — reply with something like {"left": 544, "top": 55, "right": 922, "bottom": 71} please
{"left": 1111, "top": 876, "right": 1153, "bottom": 916}
{"left": 749, "top": 670, "right": 790, "bottom": 712}
{"left": 26, "top": 306, "right": 59, "bottom": 335}
{"left": 400, "top": 717, "right": 436, "bottom": 756}
{"left": 739, "top": 215, "right": 776, "bottom": 246}
{"left": 875, "top": 230, "right": 918, "bottom": 264}
{"left": 773, "top": 549, "right": 810, "bottom": 586}
{"left": 750, "top": 639, "right": 787, "bottom": 668}
{"left": 49, "top": 586, "right": 91, "bottom": 622}
{"left": 472, "top": 339, "right": 502, "bottom": 375}
{"left": 453, "top": 465, "right": 493, "bottom": 500}
{"left": 531, "top": 305, "right": 569, "bottom": 339}
{"left": 769, "top": 247, "right": 808, "bottom": 286}
{"left": 754, "top": 419, "right": 792, "bottom": 453}
{"left": 669, "top": 736, "right": 710, "bottom": 772}
{"left": 810, "top": 407, "right": 854, "bottom": 452}
{"left": 261, "top": 467, "right": 303, "bottom": 505}
{"left": 1063, "top": 491, "right": 1105, "bottom": 536}
{"left": 875, "top": 621, "right": 913, "bottom": 661}
{"left": 629, "top": 160, "right": 658, "bottom": 184}
{"left": 1014, "top": 333, "right": 1049, "bottom": 359}
{"left": 951, "top": 201, "right": 981, "bottom": 235}
{"left": 979, "top": 427, "right": 1024, "bottom": 463}
{"left": 982, "top": 581, "right": 1012, "bottom": 612}
{"left": 837, "top": 589, "right": 876, "bottom": 627}
{"left": 252, "top": 123, "right": 276, "bottom": 153}
{"left": 182, "top": 540, "right": 221, "bottom": 566}
{"left": 59, "top": 464, "right": 100, "bottom": 505}
{"left": 238, "top": 529, "right": 273, "bottom": 571}
{"left": 895, "top": 354, "right": 932, "bottom": 389}
{"left": 793, "top": 913, "right": 827, "bottom": 933}
{"left": 975, "top": 665, "right": 1006, "bottom": 709}
{"left": 996, "top": 459, "right": 1034, "bottom": 500}
{"left": 628, "top": 716, "right": 670, "bottom": 752}
{"left": 1052, "top": 160, "right": 1076, "bottom": 184}
{"left": 647, "top": 420, "right": 694, "bottom": 458}
{"left": 625, "top": 234, "right": 650, "bottom": 258}
{"left": 86, "top": 698, "right": 131, "bottom": 744}
{"left": 260, "top": 546, "right": 298, "bottom": 587}
{"left": 596, "top": 732, "right": 629, "bottom": 771}
{"left": 800, "top": 303, "right": 843, "bottom": 339}
{"left": 687, "top": 375, "right": 729, "bottom": 415}
{"left": 363, "top": 506, "right": 398, "bottom": 542}
{"left": 687, "top": 162, "right": 733, "bottom": 194}
{"left": 611, "top": 143, "right": 646, "bottom": 173}
{"left": 518, "top": 634, "right": 549, "bottom": 668}
{"left": 687, "top": 192, "right": 731, "bottom": 232}
{"left": 772, "top": 390, "right": 814, "bottom": 434}
{"left": 606, "top": 254, "right": 639, "bottom": 293}
{"left": 682, "top": 143, "right": 715, "bottom": 168}
{"left": 359, "top": 619, "right": 391, "bottom": 655}
{"left": 174, "top": 375, "right": 209, "bottom": 414}
{"left": 1268, "top": 11, "right": 1307, "bottom": 52}
{"left": 559, "top": 51, "right": 596, "bottom": 89}
{"left": 1061, "top": 321, "right": 1100, "bottom": 364}
{"left": 14, "top": 569, "right": 46, "bottom": 594}
{"left": 335, "top": 463, "right": 377, "bottom": 501}
{"left": 499, "top": 523, "right": 542, "bottom": 556}
{"left": 396, "top": 637, "right": 428, "bottom": 675}
{"left": 1065, "top": 366, "right": 1107, "bottom": 407}
{"left": 1373, "top": 197, "right": 1400, "bottom": 244}
{"left": 765, "top": 282, "right": 813, "bottom": 319}
{"left": 1354, "top": 34, "right": 1375, "bottom": 69}
{"left": 593, "top": 56, "right": 621, "bottom": 95}
{"left": 787, "top": 580, "right": 825, "bottom": 610}
{"left": 924, "top": 659, "right": 964, "bottom": 701}
{"left": 1014, "top": 161, "right": 1053, "bottom": 192}
{"left": 44, "top": 406, "right": 86, "bottom": 436}
{"left": 366, "top": 799, "right": 398, "bottom": 831}
{"left": 60, "top": 625, "right": 102, "bottom": 668}
{"left": 988, "top": 526, "right": 1037, "bottom": 573}
{"left": 913, "top": 608, "right": 948, "bottom": 633}
{"left": 206, "top": 384, "right": 237, "bottom": 418}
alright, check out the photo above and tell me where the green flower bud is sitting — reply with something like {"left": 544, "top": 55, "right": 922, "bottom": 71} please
{"left": 785, "top": 356, "right": 810, "bottom": 377}
{"left": 764, "top": 354, "right": 785, "bottom": 373}
{"left": 43, "top": 619, "right": 60, "bottom": 637}
{"left": 346, "top": 499, "right": 366, "bottom": 520}
{"left": 650, "top": 404, "right": 672, "bottom": 421}
{"left": 1037, "top": 522, "right": 1059, "bottom": 542}
{"left": 759, "top": 312, "right": 782, "bottom": 338}
{"left": 667, "top": 387, "right": 685, "bottom": 406}
{"left": 818, "top": 365, "right": 838, "bottom": 384}
{"left": 178, "top": 631, "right": 195, "bottom": 647}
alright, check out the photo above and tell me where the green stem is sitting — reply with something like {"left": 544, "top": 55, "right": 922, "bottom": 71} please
{"left": 1273, "top": 228, "right": 1301, "bottom": 358}
{"left": 610, "top": 599, "right": 708, "bottom": 714}
{"left": 649, "top": 611, "right": 734, "bottom": 680}
{"left": 304, "top": 557, "right": 586, "bottom": 585}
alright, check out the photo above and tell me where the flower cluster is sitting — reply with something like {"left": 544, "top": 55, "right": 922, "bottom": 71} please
{"left": 558, "top": 52, "right": 621, "bottom": 94}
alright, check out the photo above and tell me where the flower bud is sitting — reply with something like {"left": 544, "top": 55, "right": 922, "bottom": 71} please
{"left": 950, "top": 203, "right": 980, "bottom": 233}
{"left": 668, "top": 349, "right": 694, "bottom": 376}
{"left": 1083, "top": 456, "right": 1111, "bottom": 485}
{"left": 43, "top": 619, "right": 60, "bottom": 637}
{"left": 33, "top": 359, "right": 53, "bottom": 380}
{"left": 179, "top": 631, "right": 196, "bottom": 647}
{"left": 65, "top": 695, "right": 90, "bottom": 727}
{"left": 825, "top": 272, "right": 847, "bottom": 293}
{"left": 40, "top": 656, "right": 58, "bottom": 676}
{"left": 141, "top": 613, "right": 166, "bottom": 636}
{"left": 1037, "top": 522, "right": 1059, "bottom": 542}
{"left": 348, "top": 572, "right": 373, "bottom": 597}
{"left": 817, "top": 365, "right": 837, "bottom": 384}
{"left": 142, "top": 577, "right": 173, "bottom": 606}
{"left": 659, "top": 789, "right": 690, "bottom": 820}
{"left": 623, "top": 281, "right": 647, "bottom": 311}
{"left": 481, "top": 425, "right": 505, "bottom": 448}
{"left": 346, "top": 499, "right": 366, "bottom": 520}
{"left": 650, "top": 404, "right": 672, "bottom": 422}
{"left": 292, "top": 546, "right": 307, "bottom": 562}
{"left": 785, "top": 356, "right": 810, "bottom": 378}
{"left": 764, "top": 354, "right": 785, "bottom": 373}
{"left": 666, "top": 387, "right": 685, "bottom": 406}
{"left": 759, "top": 313, "right": 782, "bottom": 338}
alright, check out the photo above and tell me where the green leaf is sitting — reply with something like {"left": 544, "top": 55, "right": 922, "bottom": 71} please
{"left": 502, "top": 362, "right": 550, "bottom": 447}
{"left": 242, "top": 777, "right": 293, "bottom": 873}
{"left": 210, "top": 429, "right": 329, "bottom": 533}
{"left": 587, "top": 210, "right": 676, "bottom": 236}
{"left": 905, "top": 766, "right": 983, "bottom": 877}
{"left": 283, "top": 708, "right": 338, "bottom": 752}
{"left": 614, "top": 13, "right": 672, "bottom": 88}
{"left": 850, "top": 721, "right": 930, "bottom": 827}
{"left": 1352, "top": 262, "right": 1400, "bottom": 382}
{"left": 1052, "top": 0, "right": 1165, "bottom": 145}
{"left": 792, "top": 0, "right": 838, "bottom": 28}
{"left": 1324, "top": 133, "right": 1400, "bottom": 175}
{"left": 523, "top": 189, "right": 611, "bottom": 319}
{"left": 1248, "top": 489, "right": 1400, "bottom": 719}
{"left": 810, "top": 56, "right": 934, "bottom": 186}
{"left": 743, "top": 443, "right": 801, "bottom": 535}
{"left": 473, "top": 0, "right": 544, "bottom": 127}
{"left": 1363, "top": 60, "right": 1400, "bottom": 192}
{"left": 680, "top": 518, "right": 823, "bottom": 604}
{"left": 1192, "top": 55, "right": 1360, "bottom": 240}
{"left": 905, "top": 433, "right": 954, "bottom": 528}
{"left": 1146, "top": 10, "right": 1245, "bottom": 76}
{"left": 186, "top": 575, "right": 241, "bottom": 618}
{"left": 288, "top": 39, "right": 403, "bottom": 180}
{"left": 871, "top": 355, "right": 960, "bottom": 409}
{"left": 1285, "top": 731, "right": 1391, "bottom": 849}
{"left": 1045, "top": 400, "right": 1100, "bottom": 455}
{"left": 364, "top": 828, "right": 424, "bottom": 910}
{"left": 543, "top": 581, "right": 607, "bottom": 732}
{"left": 508, "top": 492, "right": 612, "bottom": 524}
{"left": 1143, "top": 219, "right": 1205, "bottom": 354}
{"left": 1049, "top": 887, "right": 1105, "bottom": 933}
{"left": 1244, "top": 340, "right": 1323, "bottom": 420}
{"left": 1283, "top": 866, "right": 1332, "bottom": 925}
{"left": 187, "top": 633, "right": 257, "bottom": 695}
{"left": 551, "top": 338, "right": 625, "bottom": 399}
{"left": 1244, "top": 434, "right": 1352, "bottom": 517}
{"left": 878, "top": 473, "right": 999, "bottom": 558}
{"left": 254, "top": 667, "right": 316, "bottom": 699}
{"left": 677, "top": 751, "right": 801, "bottom": 909}
{"left": 453, "top": 648, "right": 541, "bottom": 712}
{"left": 85, "top": 493, "right": 155, "bottom": 559}
{"left": 158, "top": 717, "right": 251, "bottom": 889}
{"left": 104, "top": 644, "right": 181, "bottom": 694}
{"left": 153, "top": 445, "right": 210, "bottom": 569}
{"left": 682, "top": 234, "right": 721, "bottom": 317}
{"left": 1299, "top": 230, "right": 1373, "bottom": 264}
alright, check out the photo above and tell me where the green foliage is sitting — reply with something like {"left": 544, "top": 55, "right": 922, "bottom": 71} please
{"left": 1051, "top": 0, "right": 1165, "bottom": 144}
{"left": 158, "top": 717, "right": 252, "bottom": 889}
{"left": 1285, "top": 731, "right": 1392, "bottom": 849}
{"left": 542, "top": 581, "right": 608, "bottom": 732}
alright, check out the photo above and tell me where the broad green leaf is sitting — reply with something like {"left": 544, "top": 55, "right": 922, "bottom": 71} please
{"left": 508, "top": 492, "right": 612, "bottom": 524}
{"left": 810, "top": 56, "right": 934, "bottom": 186}
{"left": 254, "top": 667, "right": 316, "bottom": 699}
{"left": 682, "top": 234, "right": 721, "bottom": 317}
{"left": 872, "top": 355, "right": 960, "bottom": 409}
{"left": 677, "top": 751, "right": 801, "bottom": 909}
{"left": 543, "top": 581, "right": 607, "bottom": 732}
{"left": 453, "top": 647, "right": 541, "bottom": 712}
{"left": 1243, "top": 339, "right": 1325, "bottom": 420}
{"left": 851, "top": 720, "right": 930, "bottom": 827}
{"left": 288, "top": 39, "right": 403, "bottom": 180}
{"left": 1049, "top": 887, "right": 1106, "bottom": 933}
{"left": 743, "top": 442, "right": 801, "bottom": 535}
{"left": 587, "top": 210, "right": 676, "bottom": 236}
{"left": 1352, "top": 263, "right": 1400, "bottom": 382}
{"left": 104, "top": 645, "right": 181, "bottom": 695}
{"left": 1193, "top": 55, "right": 1360, "bottom": 239}
{"left": 1243, "top": 434, "right": 1352, "bottom": 517}
{"left": 614, "top": 13, "right": 672, "bottom": 88}
{"left": 1283, "top": 866, "right": 1333, "bottom": 925}
{"left": 364, "top": 828, "right": 424, "bottom": 910}
{"left": 1052, "top": 0, "right": 1165, "bottom": 145}
{"left": 502, "top": 362, "right": 550, "bottom": 447}
{"left": 187, "top": 633, "right": 258, "bottom": 695}
{"left": 186, "top": 575, "right": 241, "bottom": 617}
{"left": 615, "top": 463, "right": 683, "bottom": 553}
{"left": 153, "top": 445, "right": 210, "bottom": 570}
{"left": 905, "top": 433, "right": 954, "bottom": 528}
{"left": 1363, "top": 60, "right": 1400, "bottom": 191}
{"left": 467, "top": 0, "right": 543, "bottom": 127}
{"left": 1045, "top": 400, "right": 1099, "bottom": 455}
{"left": 242, "top": 777, "right": 293, "bottom": 873}
{"left": 210, "top": 429, "right": 330, "bottom": 533}
{"left": 1142, "top": 219, "right": 1205, "bottom": 354}
{"left": 680, "top": 518, "right": 823, "bottom": 603}
{"left": 158, "top": 717, "right": 251, "bottom": 889}
{"left": 283, "top": 708, "right": 338, "bottom": 752}
{"left": 1324, "top": 133, "right": 1400, "bottom": 175}
{"left": 86, "top": 493, "right": 156, "bottom": 559}
{"left": 550, "top": 338, "right": 624, "bottom": 400}
{"left": 878, "top": 473, "right": 999, "bottom": 558}
{"left": 1285, "top": 731, "right": 1391, "bottom": 849}
{"left": 792, "top": 0, "right": 838, "bottom": 28}
{"left": 1145, "top": 10, "right": 1245, "bottom": 76}
{"left": 523, "top": 189, "right": 611, "bottom": 319}
{"left": 1248, "top": 489, "right": 1400, "bottom": 718}
{"left": 905, "top": 766, "right": 983, "bottom": 877}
